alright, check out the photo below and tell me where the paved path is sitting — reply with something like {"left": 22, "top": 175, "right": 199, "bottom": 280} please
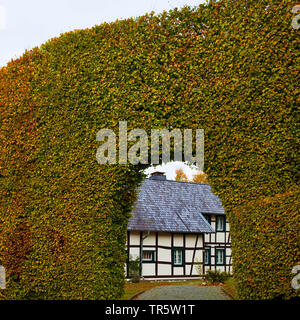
{"left": 136, "top": 285, "right": 230, "bottom": 300}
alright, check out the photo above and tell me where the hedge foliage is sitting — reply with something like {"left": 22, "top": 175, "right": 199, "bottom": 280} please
{"left": 0, "top": 0, "right": 299, "bottom": 299}
{"left": 231, "top": 188, "right": 299, "bottom": 299}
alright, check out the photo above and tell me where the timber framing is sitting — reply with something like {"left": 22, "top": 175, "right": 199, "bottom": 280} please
{"left": 126, "top": 214, "right": 232, "bottom": 279}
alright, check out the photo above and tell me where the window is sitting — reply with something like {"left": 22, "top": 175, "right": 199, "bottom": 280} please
{"left": 142, "top": 250, "right": 155, "bottom": 262}
{"left": 216, "top": 216, "right": 226, "bottom": 231}
{"left": 203, "top": 214, "right": 211, "bottom": 224}
{"left": 216, "top": 249, "right": 225, "bottom": 265}
{"left": 172, "top": 248, "right": 185, "bottom": 266}
{"left": 204, "top": 248, "right": 211, "bottom": 265}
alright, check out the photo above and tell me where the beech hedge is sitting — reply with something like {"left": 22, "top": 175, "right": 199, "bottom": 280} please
{"left": 0, "top": 0, "right": 299, "bottom": 299}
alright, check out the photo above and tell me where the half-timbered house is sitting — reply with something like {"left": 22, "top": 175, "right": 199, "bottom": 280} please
{"left": 126, "top": 172, "right": 232, "bottom": 280}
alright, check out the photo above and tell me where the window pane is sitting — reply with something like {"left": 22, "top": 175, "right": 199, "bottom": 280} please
{"left": 143, "top": 251, "right": 154, "bottom": 261}
{"left": 205, "top": 249, "right": 210, "bottom": 265}
{"left": 216, "top": 250, "right": 224, "bottom": 264}
{"left": 217, "top": 216, "right": 225, "bottom": 231}
{"left": 177, "top": 250, "right": 182, "bottom": 264}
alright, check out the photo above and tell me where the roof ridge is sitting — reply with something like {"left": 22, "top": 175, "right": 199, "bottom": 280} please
{"left": 145, "top": 178, "right": 210, "bottom": 186}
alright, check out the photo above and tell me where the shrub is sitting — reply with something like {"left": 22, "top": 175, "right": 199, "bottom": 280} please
{"left": 128, "top": 256, "right": 140, "bottom": 283}
{"left": 204, "top": 270, "right": 231, "bottom": 284}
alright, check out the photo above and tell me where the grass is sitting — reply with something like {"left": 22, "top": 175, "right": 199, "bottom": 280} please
{"left": 222, "top": 277, "right": 238, "bottom": 299}
{"left": 121, "top": 279, "right": 219, "bottom": 300}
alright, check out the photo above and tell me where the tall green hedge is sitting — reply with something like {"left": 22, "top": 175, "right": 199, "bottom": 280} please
{"left": 0, "top": 0, "right": 299, "bottom": 299}
{"left": 231, "top": 188, "right": 299, "bottom": 299}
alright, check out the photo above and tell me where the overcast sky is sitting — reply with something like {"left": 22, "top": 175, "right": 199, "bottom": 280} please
{"left": 0, "top": 0, "right": 205, "bottom": 179}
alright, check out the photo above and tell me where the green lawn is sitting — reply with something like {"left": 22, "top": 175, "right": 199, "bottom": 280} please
{"left": 222, "top": 277, "right": 238, "bottom": 299}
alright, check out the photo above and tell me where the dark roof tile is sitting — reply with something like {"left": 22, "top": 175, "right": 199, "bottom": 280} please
{"left": 128, "top": 179, "right": 224, "bottom": 233}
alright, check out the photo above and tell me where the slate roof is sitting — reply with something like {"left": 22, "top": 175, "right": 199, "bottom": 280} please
{"left": 128, "top": 178, "right": 225, "bottom": 233}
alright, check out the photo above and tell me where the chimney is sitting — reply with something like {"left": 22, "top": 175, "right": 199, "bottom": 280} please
{"left": 149, "top": 171, "right": 166, "bottom": 181}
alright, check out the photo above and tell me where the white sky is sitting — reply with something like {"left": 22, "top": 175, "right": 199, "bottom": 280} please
{"left": 145, "top": 162, "right": 200, "bottom": 180}
{"left": 0, "top": 0, "right": 205, "bottom": 179}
